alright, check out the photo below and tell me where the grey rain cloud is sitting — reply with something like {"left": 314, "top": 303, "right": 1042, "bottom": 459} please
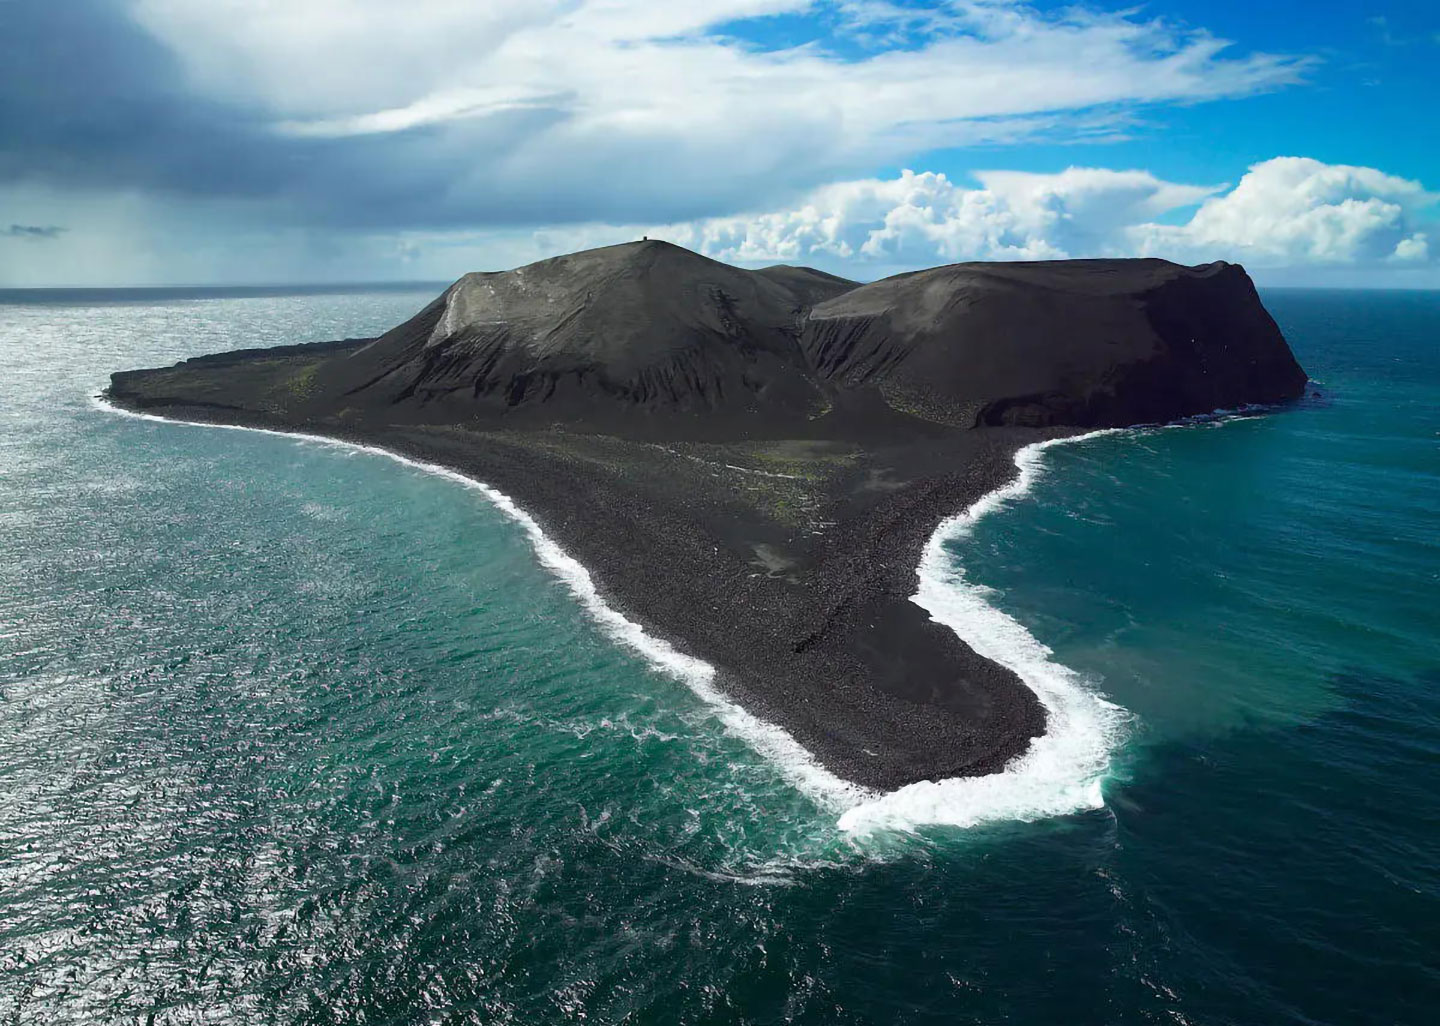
{"left": 0, "top": 0, "right": 830, "bottom": 231}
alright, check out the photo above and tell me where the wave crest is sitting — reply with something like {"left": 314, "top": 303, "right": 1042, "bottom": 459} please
{"left": 94, "top": 398, "right": 1127, "bottom": 835}
{"left": 838, "top": 434, "right": 1130, "bottom": 833}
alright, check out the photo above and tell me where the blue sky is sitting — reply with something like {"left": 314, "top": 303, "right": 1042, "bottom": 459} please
{"left": 0, "top": 0, "right": 1435, "bottom": 286}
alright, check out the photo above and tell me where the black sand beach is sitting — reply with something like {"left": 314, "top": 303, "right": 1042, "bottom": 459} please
{"left": 106, "top": 241, "right": 1306, "bottom": 790}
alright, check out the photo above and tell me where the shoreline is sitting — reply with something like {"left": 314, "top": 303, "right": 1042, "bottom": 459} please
{"left": 841, "top": 432, "right": 1131, "bottom": 831}
{"left": 102, "top": 360, "right": 1061, "bottom": 793}
{"left": 94, "top": 245, "right": 1308, "bottom": 807}
{"left": 92, "top": 396, "right": 876, "bottom": 812}
{"left": 92, "top": 393, "right": 1130, "bottom": 831}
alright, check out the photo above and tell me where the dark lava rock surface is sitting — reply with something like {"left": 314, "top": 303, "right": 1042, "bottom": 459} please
{"left": 107, "top": 241, "right": 1306, "bottom": 791}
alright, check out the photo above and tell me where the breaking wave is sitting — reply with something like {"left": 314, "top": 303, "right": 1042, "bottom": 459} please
{"left": 94, "top": 398, "right": 1131, "bottom": 835}
{"left": 837, "top": 432, "right": 1132, "bottom": 833}
{"left": 91, "top": 398, "right": 870, "bottom": 813}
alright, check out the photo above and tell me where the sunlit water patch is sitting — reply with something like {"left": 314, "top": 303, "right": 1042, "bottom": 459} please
{"left": 2, "top": 286, "right": 1436, "bottom": 1024}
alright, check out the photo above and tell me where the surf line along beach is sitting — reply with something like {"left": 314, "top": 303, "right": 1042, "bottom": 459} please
{"left": 104, "top": 240, "right": 1309, "bottom": 806}
{"left": 94, "top": 396, "right": 1127, "bottom": 831}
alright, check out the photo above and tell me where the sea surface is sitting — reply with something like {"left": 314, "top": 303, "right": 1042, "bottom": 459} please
{"left": 0, "top": 285, "right": 1435, "bottom": 1024}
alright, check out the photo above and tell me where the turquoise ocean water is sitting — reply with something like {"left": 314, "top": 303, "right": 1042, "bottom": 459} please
{"left": 0, "top": 286, "right": 1435, "bottom": 1024}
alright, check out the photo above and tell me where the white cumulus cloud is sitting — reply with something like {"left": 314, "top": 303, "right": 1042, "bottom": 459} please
{"left": 1130, "top": 157, "right": 1433, "bottom": 265}
{"left": 637, "top": 157, "right": 1433, "bottom": 272}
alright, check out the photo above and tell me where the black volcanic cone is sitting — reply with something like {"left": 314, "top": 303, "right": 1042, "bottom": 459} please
{"left": 106, "top": 242, "right": 1308, "bottom": 791}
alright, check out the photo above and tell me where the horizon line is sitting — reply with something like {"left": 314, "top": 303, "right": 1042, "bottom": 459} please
{"left": 3, "top": 279, "right": 1438, "bottom": 296}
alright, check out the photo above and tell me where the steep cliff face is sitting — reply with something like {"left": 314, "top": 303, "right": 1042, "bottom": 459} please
{"left": 116, "top": 243, "right": 1305, "bottom": 436}
{"left": 800, "top": 258, "right": 1308, "bottom": 428}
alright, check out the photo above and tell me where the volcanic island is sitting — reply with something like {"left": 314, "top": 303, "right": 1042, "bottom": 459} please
{"left": 106, "top": 241, "right": 1308, "bottom": 791}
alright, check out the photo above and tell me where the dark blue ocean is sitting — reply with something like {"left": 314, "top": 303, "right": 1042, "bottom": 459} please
{"left": 0, "top": 286, "right": 1435, "bottom": 1024}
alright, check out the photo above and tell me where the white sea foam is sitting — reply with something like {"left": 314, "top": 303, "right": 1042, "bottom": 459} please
{"left": 836, "top": 432, "right": 1132, "bottom": 834}
{"left": 91, "top": 397, "right": 870, "bottom": 812}
{"left": 93, "top": 397, "right": 1134, "bottom": 834}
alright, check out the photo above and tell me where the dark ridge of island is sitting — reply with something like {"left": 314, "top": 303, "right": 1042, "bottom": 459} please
{"left": 106, "top": 241, "right": 1307, "bottom": 792}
